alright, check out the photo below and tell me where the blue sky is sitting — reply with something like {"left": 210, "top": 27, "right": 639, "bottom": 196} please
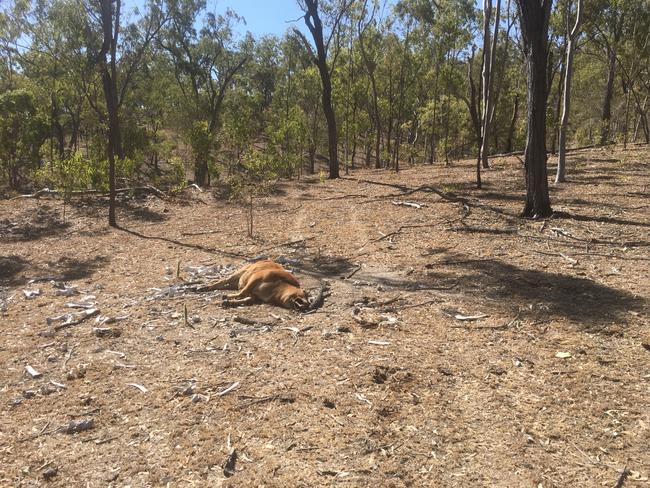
{"left": 119, "top": 0, "right": 303, "bottom": 38}
{"left": 216, "top": 0, "right": 303, "bottom": 38}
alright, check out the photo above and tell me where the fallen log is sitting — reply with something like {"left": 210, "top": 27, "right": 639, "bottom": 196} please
{"left": 11, "top": 185, "right": 168, "bottom": 200}
{"left": 487, "top": 142, "right": 615, "bottom": 160}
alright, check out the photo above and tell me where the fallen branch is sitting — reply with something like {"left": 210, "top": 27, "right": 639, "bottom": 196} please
{"left": 345, "top": 264, "right": 362, "bottom": 279}
{"left": 12, "top": 185, "right": 169, "bottom": 200}
{"left": 392, "top": 200, "right": 425, "bottom": 209}
{"left": 237, "top": 394, "right": 296, "bottom": 409}
{"left": 487, "top": 143, "right": 613, "bottom": 160}
{"left": 11, "top": 188, "right": 58, "bottom": 199}
{"left": 49, "top": 308, "right": 100, "bottom": 331}
{"left": 451, "top": 314, "right": 520, "bottom": 331}
{"left": 400, "top": 298, "right": 441, "bottom": 310}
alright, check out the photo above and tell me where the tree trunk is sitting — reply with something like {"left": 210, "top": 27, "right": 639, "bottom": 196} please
{"left": 428, "top": 130, "right": 436, "bottom": 164}
{"left": 99, "top": 0, "right": 123, "bottom": 228}
{"left": 517, "top": 0, "right": 553, "bottom": 218}
{"left": 505, "top": 94, "right": 519, "bottom": 152}
{"left": 393, "top": 23, "right": 411, "bottom": 172}
{"left": 358, "top": 18, "right": 382, "bottom": 169}
{"left": 365, "top": 127, "right": 372, "bottom": 166}
{"left": 194, "top": 159, "right": 208, "bottom": 186}
{"left": 300, "top": 0, "right": 339, "bottom": 179}
{"left": 51, "top": 95, "right": 65, "bottom": 159}
{"left": 600, "top": 48, "right": 617, "bottom": 145}
{"left": 466, "top": 47, "right": 482, "bottom": 183}
{"left": 480, "top": 0, "right": 501, "bottom": 172}
{"left": 549, "top": 64, "right": 564, "bottom": 154}
{"left": 555, "top": 0, "right": 583, "bottom": 183}
{"left": 488, "top": 0, "right": 514, "bottom": 151}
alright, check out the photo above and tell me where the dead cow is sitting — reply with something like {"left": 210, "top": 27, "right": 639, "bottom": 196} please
{"left": 198, "top": 260, "right": 309, "bottom": 310}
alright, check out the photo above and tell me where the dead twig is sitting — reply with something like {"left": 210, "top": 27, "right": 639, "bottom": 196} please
{"left": 237, "top": 394, "right": 295, "bottom": 409}
{"left": 180, "top": 229, "right": 222, "bottom": 236}
{"left": 18, "top": 421, "right": 52, "bottom": 443}
{"left": 400, "top": 298, "right": 441, "bottom": 310}
{"left": 613, "top": 466, "right": 630, "bottom": 488}
{"left": 451, "top": 314, "right": 520, "bottom": 330}
{"left": 216, "top": 381, "right": 240, "bottom": 397}
{"left": 357, "top": 223, "right": 440, "bottom": 252}
{"left": 345, "top": 264, "right": 362, "bottom": 279}
{"left": 62, "top": 345, "right": 75, "bottom": 369}
{"left": 255, "top": 237, "right": 313, "bottom": 255}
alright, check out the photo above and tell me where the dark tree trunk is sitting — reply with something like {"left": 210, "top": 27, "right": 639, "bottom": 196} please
{"left": 556, "top": 0, "right": 583, "bottom": 183}
{"left": 505, "top": 94, "right": 519, "bottom": 152}
{"left": 99, "top": 0, "right": 123, "bottom": 227}
{"left": 299, "top": 0, "right": 339, "bottom": 179}
{"left": 428, "top": 130, "right": 435, "bottom": 164}
{"left": 51, "top": 96, "right": 65, "bottom": 159}
{"left": 550, "top": 55, "right": 565, "bottom": 154}
{"left": 600, "top": 48, "right": 617, "bottom": 145}
{"left": 350, "top": 131, "right": 357, "bottom": 169}
{"left": 365, "top": 129, "right": 372, "bottom": 167}
{"left": 358, "top": 15, "right": 382, "bottom": 169}
{"left": 517, "top": 0, "right": 553, "bottom": 218}
{"left": 194, "top": 159, "right": 208, "bottom": 186}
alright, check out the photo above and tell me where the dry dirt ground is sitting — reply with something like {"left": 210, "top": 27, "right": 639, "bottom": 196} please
{"left": 1, "top": 146, "right": 649, "bottom": 488}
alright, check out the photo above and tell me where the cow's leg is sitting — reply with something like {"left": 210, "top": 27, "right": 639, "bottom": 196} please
{"left": 222, "top": 296, "right": 256, "bottom": 307}
{"left": 196, "top": 266, "right": 246, "bottom": 292}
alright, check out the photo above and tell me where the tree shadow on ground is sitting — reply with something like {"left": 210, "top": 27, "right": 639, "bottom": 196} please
{"left": 451, "top": 226, "right": 518, "bottom": 236}
{"left": 552, "top": 211, "right": 650, "bottom": 230}
{"left": 342, "top": 177, "right": 519, "bottom": 219}
{"left": 47, "top": 255, "right": 110, "bottom": 281}
{"left": 477, "top": 192, "right": 522, "bottom": 202}
{"left": 445, "top": 256, "right": 642, "bottom": 328}
{"left": 71, "top": 196, "right": 170, "bottom": 222}
{"left": 568, "top": 175, "right": 618, "bottom": 185}
{"left": 0, "top": 256, "right": 29, "bottom": 286}
{"left": 1, "top": 205, "right": 70, "bottom": 242}
{"left": 0, "top": 255, "right": 109, "bottom": 285}
{"left": 352, "top": 254, "right": 644, "bottom": 329}
{"left": 126, "top": 205, "right": 168, "bottom": 223}
{"left": 117, "top": 226, "right": 245, "bottom": 259}
{"left": 295, "top": 253, "right": 359, "bottom": 280}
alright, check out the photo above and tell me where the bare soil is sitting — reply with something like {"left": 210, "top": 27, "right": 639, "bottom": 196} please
{"left": 1, "top": 146, "right": 649, "bottom": 487}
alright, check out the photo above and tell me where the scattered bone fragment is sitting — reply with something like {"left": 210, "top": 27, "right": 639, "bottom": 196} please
{"left": 25, "top": 365, "right": 42, "bottom": 378}
{"left": 23, "top": 289, "right": 41, "bottom": 299}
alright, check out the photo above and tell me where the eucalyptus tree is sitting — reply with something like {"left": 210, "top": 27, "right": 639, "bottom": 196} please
{"left": 555, "top": 0, "right": 583, "bottom": 183}
{"left": 478, "top": 0, "right": 501, "bottom": 177}
{"left": 516, "top": 0, "right": 553, "bottom": 218}
{"left": 585, "top": 0, "right": 629, "bottom": 145}
{"left": 160, "top": 0, "right": 249, "bottom": 186}
{"left": 357, "top": 0, "right": 383, "bottom": 168}
{"left": 79, "top": 0, "right": 167, "bottom": 226}
{"left": 294, "top": 0, "right": 352, "bottom": 179}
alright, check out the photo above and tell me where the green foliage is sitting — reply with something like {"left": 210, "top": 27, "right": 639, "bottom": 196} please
{"left": 188, "top": 121, "right": 213, "bottom": 164}
{"left": 0, "top": 89, "right": 48, "bottom": 188}
{"left": 36, "top": 152, "right": 137, "bottom": 195}
{"left": 1, "top": 0, "right": 648, "bottom": 193}
{"left": 168, "top": 156, "right": 187, "bottom": 190}
{"left": 35, "top": 151, "right": 93, "bottom": 198}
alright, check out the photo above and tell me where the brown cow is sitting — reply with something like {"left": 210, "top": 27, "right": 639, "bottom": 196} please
{"left": 198, "top": 260, "right": 309, "bottom": 310}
